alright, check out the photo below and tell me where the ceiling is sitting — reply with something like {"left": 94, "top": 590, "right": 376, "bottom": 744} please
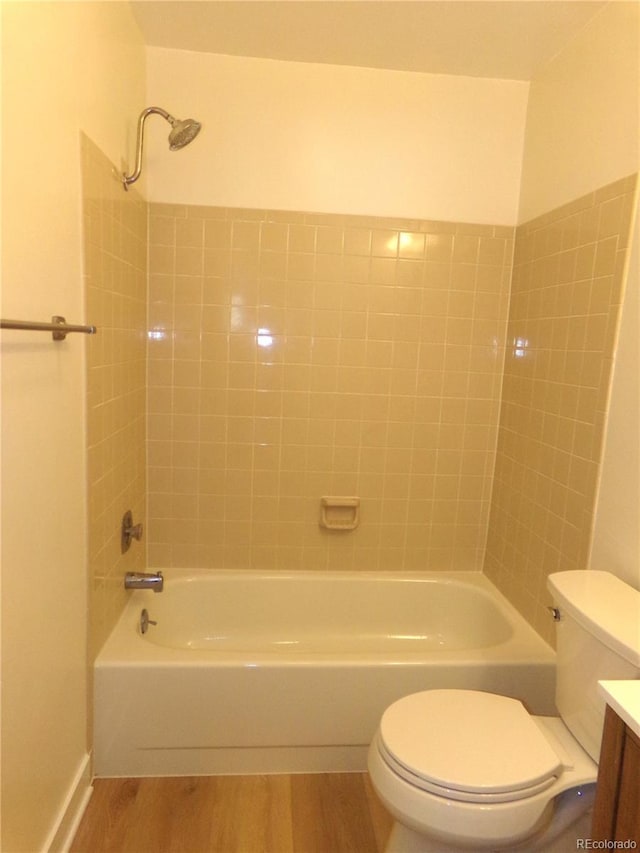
{"left": 131, "top": 0, "right": 609, "bottom": 81}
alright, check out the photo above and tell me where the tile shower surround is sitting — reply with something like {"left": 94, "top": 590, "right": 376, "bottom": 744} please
{"left": 485, "top": 175, "right": 637, "bottom": 642}
{"left": 82, "top": 137, "right": 636, "bottom": 647}
{"left": 82, "top": 135, "right": 147, "bottom": 660}
{"left": 147, "top": 204, "right": 514, "bottom": 573}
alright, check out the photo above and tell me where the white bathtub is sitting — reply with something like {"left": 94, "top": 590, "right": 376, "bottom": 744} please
{"left": 94, "top": 570, "right": 556, "bottom": 777}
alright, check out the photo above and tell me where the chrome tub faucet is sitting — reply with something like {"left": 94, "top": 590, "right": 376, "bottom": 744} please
{"left": 124, "top": 571, "right": 164, "bottom": 593}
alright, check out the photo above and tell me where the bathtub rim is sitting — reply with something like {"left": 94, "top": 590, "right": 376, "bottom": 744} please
{"left": 96, "top": 569, "right": 555, "bottom": 668}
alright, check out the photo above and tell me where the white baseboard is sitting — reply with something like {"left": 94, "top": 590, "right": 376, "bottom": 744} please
{"left": 42, "top": 753, "right": 93, "bottom": 853}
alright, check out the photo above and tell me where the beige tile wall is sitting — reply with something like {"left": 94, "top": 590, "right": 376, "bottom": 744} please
{"left": 484, "top": 174, "right": 637, "bottom": 642}
{"left": 82, "top": 135, "right": 147, "bottom": 660}
{"left": 147, "top": 204, "right": 513, "bottom": 572}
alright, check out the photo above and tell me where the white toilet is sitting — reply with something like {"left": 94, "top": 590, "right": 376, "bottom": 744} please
{"left": 368, "top": 571, "right": 640, "bottom": 852}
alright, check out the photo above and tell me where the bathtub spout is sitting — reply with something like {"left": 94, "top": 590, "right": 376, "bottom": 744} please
{"left": 124, "top": 571, "right": 164, "bottom": 593}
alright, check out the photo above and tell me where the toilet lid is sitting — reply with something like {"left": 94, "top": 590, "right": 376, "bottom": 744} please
{"left": 379, "top": 690, "right": 562, "bottom": 800}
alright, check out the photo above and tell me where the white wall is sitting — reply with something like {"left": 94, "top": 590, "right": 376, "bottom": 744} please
{"left": 0, "top": 3, "right": 145, "bottom": 849}
{"left": 519, "top": 1, "right": 639, "bottom": 223}
{"left": 146, "top": 48, "right": 528, "bottom": 225}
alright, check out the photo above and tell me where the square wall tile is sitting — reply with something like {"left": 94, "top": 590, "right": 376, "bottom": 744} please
{"left": 82, "top": 134, "right": 147, "bottom": 661}
{"left": 146, "top": 202, "right": 514, "bottom": 574}
{"left": 484, "top": 174, "right": 637, "bottom": 643}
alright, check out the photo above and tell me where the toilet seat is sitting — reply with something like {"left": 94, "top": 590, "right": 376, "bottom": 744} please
{"left": 370, "top": 697, "right": 598, "bottom": 850}
{"left": 379, "top": 690, "right": 562, "bottom": 804}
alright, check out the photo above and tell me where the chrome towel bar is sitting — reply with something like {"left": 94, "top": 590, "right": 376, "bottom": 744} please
{"left": 0, "top": 315, "right": 97, "bottom": 341}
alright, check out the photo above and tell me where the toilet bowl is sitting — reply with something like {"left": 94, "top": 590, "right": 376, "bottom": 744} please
{"left": 368, "top": 571, "right": 640, "bottom": 853}
{"left": 368, "top": 689, "right": 597, "bottom": 851}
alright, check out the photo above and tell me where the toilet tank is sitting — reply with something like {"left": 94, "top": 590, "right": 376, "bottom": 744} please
{"left": 547, "top": 571, "right": 640, "bottom": 763}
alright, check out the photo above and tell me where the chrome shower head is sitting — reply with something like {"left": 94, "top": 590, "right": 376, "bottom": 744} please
{"left": 121, "top": 106, "right": 202, "bottom": 190}
{"left": 168, "top": 117, "right": 202, "bottom": 151}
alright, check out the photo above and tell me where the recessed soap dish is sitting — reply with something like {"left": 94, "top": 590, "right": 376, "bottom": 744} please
{"left": 320, "top": 496, "right": 360, "bottom": 531}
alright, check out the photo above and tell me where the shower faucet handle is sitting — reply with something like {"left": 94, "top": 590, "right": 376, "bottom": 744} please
{"left": 121, "top": 509, "right": 143, "bottom": 553}
{"left": 129, "top": 522, "right": 143, "bottom": 540}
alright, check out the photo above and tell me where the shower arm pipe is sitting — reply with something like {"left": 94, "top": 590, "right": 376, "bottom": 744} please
{"left": 122, "top": 106, "right": 174, "bottom": 190}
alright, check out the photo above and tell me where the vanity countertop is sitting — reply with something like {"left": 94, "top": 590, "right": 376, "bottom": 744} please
{"left": 599, "top": 680, "right": 640, "bottom": 740}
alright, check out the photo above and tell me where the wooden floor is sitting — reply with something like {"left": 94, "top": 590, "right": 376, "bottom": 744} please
{"left": 70, "top": 773, "right": 393, "bottom": 853}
